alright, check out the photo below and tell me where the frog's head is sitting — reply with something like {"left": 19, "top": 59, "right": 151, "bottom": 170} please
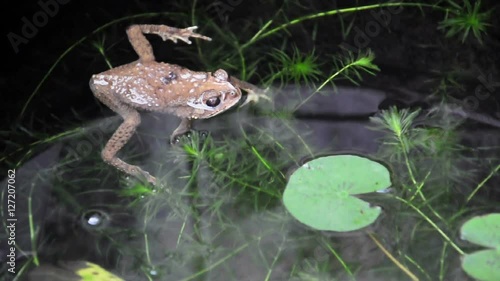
{"left": 184, "top": 69, "right": 242, "bottom": 119}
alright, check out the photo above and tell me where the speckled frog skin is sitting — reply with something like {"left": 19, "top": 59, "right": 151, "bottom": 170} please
{"left": 90, "top": 24, "right": 262, "bottom": 185}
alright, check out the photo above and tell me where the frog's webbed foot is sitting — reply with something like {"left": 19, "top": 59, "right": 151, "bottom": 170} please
{"left": 129, "top": 165, "right": 158, "bottom": 186}
{"left": 162, "top": 26, "right": 212, "bottom": 44}
{"left": 170, "top": 132, "right": 188, "bottom": 145}
{"left": 240, "top": 87, "right": 271, "bottom": 106}
{"left": 169, "top": 118, "right": 211, "bottom": 145}
{"left": 139, "top": 25, "right": 212, "bottom": 44}
{"left": 229, "top": 76, "right": 271, "bottom": 107}
{"left": 170, "top": 130, "right": 210, "bottom": 145}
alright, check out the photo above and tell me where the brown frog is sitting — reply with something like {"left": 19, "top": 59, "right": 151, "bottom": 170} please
{"left": 90, "top": 24, "right": 263, "bottom": 185}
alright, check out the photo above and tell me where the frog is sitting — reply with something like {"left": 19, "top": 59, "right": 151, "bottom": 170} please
{"left": 89, "top": 24, "right": 265, "bottom": 185}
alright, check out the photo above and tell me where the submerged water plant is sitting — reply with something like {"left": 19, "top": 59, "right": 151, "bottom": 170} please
{"left": 267, "top": 45, "right": 322, "bottom": 87}
{"left": 438, "top": 0, "right": 492, "bottom": 43}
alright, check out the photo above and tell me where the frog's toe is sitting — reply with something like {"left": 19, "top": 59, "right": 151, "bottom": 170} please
{"left": 139, "top": 171, "right": 157, "bottom": 186}
{"left": 147, "top": 176, "right": 158, "bottom": 186}
{"left": 170, "top": 130, "right": 210, "bottom": 145}
{"left": 170, "top": 131, "right": 191, "bottom": 144}
{"left": 181, "top": 26, "right": 212, "bottom": 42}
{"left": 198, "top": 130, "right": 209, "bottom": 140}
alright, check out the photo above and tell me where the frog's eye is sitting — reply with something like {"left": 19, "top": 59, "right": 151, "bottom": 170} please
{"left": 206, "top": 96, "right": 221, "bottom": 107}
{"left": 213, "top": 69, "right": 228, "bottom": 81}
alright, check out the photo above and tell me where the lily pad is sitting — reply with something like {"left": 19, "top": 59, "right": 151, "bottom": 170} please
{"left": 462, "top": 250, "right": 500, "bottom": 281}
{"left": 283, "top": 154, "right": 391, "bottom": 232}
{"left": 460, "top": 213, "right": 500, "bottom": 281}
{"left": 461, "top": 213, "right": 500, "bottom": 249}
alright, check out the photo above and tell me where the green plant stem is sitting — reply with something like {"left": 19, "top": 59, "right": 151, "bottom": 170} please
{"left": 397, "top": 131, "right": 447, "bottom": 225}
{"left": 28, "top": 183, "right": 39, "bottom": 266}
{"left": 399, "top": 138, "right": 418, "bottom": 187}
{"left": 404, "top": 254, "right": 431, "bottom": 281}
{"left": 264, "top": 69, "right": 285, "bottom": 86}
{"left": 13, "top": 258, "right": 34, "bottom": 281}
{"left": 238, "top": 45, "right": 247, "bottom": 80}
{"left": 142, "top": 203, "right": 158, "bottom": 281}
{"left": 321, "top": 237, "right": 354, "bottom": 278}
{"left": 249, "top": 144, "right": 285, "bottom": 179}
{"left": 294, "top": 60, "right": 352, "bottom": 111}
{"left": 144, "top": 272, "right": 153, "bottom": 281}
{"left": 241, "top": 3, "right": 445, "bottom": 50}
{"left": 191, "top": 0, "right": 197, "bottom": 26}
{"left": 439, "top": 242, "right": 449, "bottom": 281}
{"left": 207, "top": 161, "right": 280, "bottom": 197}
{"left": 281, "top": 120, "right": 315, "bottom": 159}
{"left": 143, "top": 237, "right": 154, "bottom": 281}
{"left": 240, "top": 121, "right": 302, "bottom": 167}
{"left": 238, "top": 125, "right": 287, "bottom": 179}
{"left": 264, "top": 238, "right": 285, "bottom": 281}
{"left": 408, "top": 169, "right": 432, "bottom": 202}
{"left": 466, "top": 163, "right": 500, "bottom": 203}
{"left": 368, "top": 232, "right": 419, "bottom": 281}
{"left": 177, "top": 218, "right": 187, "bottom": 247}
{"left": 1, "top": 127, "right": 83, "bottom": 164}
{"left": 245, "top": 19, "right": 273, "bottom": 47}
{"left": 179, "top": 242, "right": 249, "bottom": 281}
{"left": 95, "top": 44, "right": 113, "bottom": 69}
{"left": 143, "top": 232, "right": 151, "bottom": 265}
{"left": 191, "top": 0, "right": 206, "bottom": 64}
{"left": 394, "top": 196, "right": 464, "bottom": 256}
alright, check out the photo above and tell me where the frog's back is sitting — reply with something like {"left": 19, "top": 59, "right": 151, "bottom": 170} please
{"left": 90, "top": 61, "right": 186, "bottom": 111}
{"left": 93, "top": 61, "right": 182, "bottom": 81}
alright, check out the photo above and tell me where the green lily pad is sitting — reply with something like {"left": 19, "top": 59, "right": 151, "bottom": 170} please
{"left": 462, "top": 250, "right": 500, "bottom": 281}
{"left": 460, "top": 213, "right": 500, "bottom": 281}
{"left": 461, "top": 213, "right": 500, "bottom": 249}
{"left": 283, "top": 155, "right": 391, "bottom": 232}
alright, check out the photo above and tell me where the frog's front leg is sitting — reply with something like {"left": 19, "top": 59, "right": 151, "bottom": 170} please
{"left": 91, "top": 84, "right": 157, "bottom": 185}
{"left": 170, "top": 118, "right": 192, "bottom": 144}
{"left": 229, "top": 76, "right": 271, "bottom": 106}
{"left": 126, "top": 25, "right": 212, "bottom": 62}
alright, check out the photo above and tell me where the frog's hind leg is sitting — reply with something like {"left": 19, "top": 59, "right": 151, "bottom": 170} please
{"left": 91, "top": 85, "right": 157, "bottom": 185}
{"left": 126, "top": 25, "right": 156, "bottom": 62}
{"left": 126, "top": 24, "right": 212, "bottom": 62}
